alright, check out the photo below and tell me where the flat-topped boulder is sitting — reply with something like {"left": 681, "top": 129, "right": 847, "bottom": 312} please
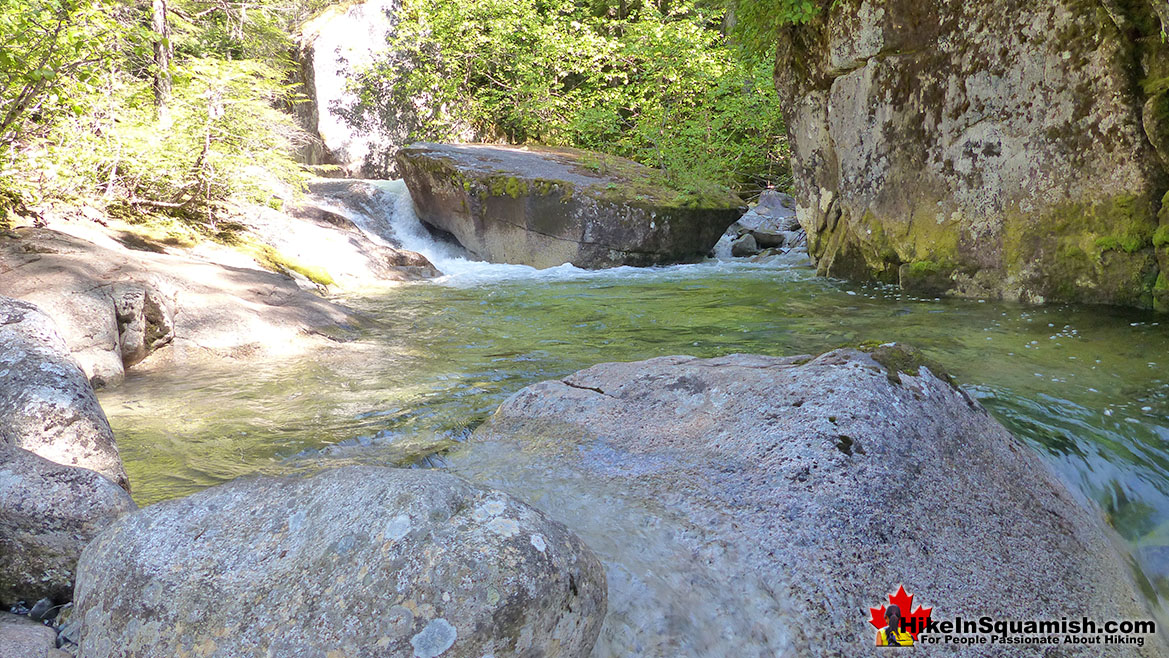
{"left": 397, "top": 143, "right": 743, "bottom": 268}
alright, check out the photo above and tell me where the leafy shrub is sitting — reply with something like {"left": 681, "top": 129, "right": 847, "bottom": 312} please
{"left": 342, "top": 0, "right": 791, "bottom": 194}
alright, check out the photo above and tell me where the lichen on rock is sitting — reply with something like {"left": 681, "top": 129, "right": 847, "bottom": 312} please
{"left": 396, "top": 142, "right": 743, "bottom": 269}
{"left": 777, "top": 0, "right": 1169, "bottom": 308}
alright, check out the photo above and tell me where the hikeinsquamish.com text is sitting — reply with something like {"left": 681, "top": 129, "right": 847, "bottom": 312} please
{"left": 908, "top": 616, "right": 1157, "bottom": 648}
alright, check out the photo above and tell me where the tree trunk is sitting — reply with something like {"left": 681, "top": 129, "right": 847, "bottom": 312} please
{"left": 152, "top": 0, "right": 172, "bottom": 123}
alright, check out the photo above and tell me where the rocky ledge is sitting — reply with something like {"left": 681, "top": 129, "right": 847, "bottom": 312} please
{"left": 462, "top": 345, "right": 1162, "bottom": 655}
{"left": 397, "top": 142, "right": 743, "bottom": 268}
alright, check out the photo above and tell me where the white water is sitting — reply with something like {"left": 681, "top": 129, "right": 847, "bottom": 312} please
{"left": 314, "top": 178, "right": 812, "bottom": 287}
{"left": 303, "top": 0, "right": 399, "bottom": 173}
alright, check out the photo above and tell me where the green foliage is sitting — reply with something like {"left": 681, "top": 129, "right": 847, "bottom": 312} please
{"left": 0, "top": 0, "right": 128, "bottom": 147}
{"left": 2, "top": 0, "right": 317, "bottom": 226}
{"left": 344, "top": 0, "right": 789, "bottom": 193}
{"left": 13, "top": 58, "right": 307, "bottom": 222}
{"left": 730, "top": 0, "right": 823, "bottom": 60}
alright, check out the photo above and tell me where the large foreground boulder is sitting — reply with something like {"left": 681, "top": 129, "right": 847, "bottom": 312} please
{"left": 0, "top": 296, "right": 128, "bottom": 488}
{"left": 0, "top": 445, "right": 136, "bottom": 606}
{"left": 458, "top": 346, "right": 1161, "bottom": 655}
{"left": 397, "top": 143, "right": 743, "bottom": 268}
{"left": 776, "top": 0, "right": 1169, "bottom": 308}
{"left": 73, "top": 467, "right": 606, "bottom": 658}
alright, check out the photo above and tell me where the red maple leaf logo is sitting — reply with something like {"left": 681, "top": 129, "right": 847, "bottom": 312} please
{"left": 868, "top": 585, "right": 933, "bottom": 641}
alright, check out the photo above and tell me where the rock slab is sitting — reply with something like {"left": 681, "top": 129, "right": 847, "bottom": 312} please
{"left": 397, "top": 142, "right": 742, "bottom": 268}
{"left": 468, "top": 346, "right": 1161, "bottom": 655}
{"left": 73, "top": 467, "right": 606, "bottom": 658}
{"left": 0, "top": 445, "right": 136, "bottom": 606}
{"left": 0, "top": 296, "right": 128, "bottom": 488}
{"left": 0, "top": 229, "right": 362, "bottom": 387}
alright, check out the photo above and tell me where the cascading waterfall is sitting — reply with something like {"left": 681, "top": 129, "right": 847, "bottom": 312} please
{"left": 309, "top": 178, "right": 811, "bottom": 286}
{"left": 303, "top": 0, "right": 399, "bottom": 174}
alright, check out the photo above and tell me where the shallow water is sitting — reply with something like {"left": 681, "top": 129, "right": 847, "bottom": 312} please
{"left": 98, "top": 183, "right": 1169, "bottom": 649}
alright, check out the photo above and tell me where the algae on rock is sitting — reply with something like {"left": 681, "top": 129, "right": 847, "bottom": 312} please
{"left": 776, "top": 0, "right": 1169, "bottom": 308}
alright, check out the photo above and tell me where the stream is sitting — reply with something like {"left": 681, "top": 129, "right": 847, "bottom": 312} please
{"left": 97, "top": 181, "right": 1169, "bottom": 652}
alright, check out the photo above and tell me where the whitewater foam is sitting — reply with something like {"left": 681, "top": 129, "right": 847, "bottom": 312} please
{"left": 316, "top": 178, "right": 809, "bottom": 287}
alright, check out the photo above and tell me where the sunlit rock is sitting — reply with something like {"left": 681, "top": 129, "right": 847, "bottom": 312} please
{"left": 0, "top": 296, "right": 128, "bottom": 488}
{"left": 73, "top": 467, "right": 606, "bottom": 658}
{"left": 468, "top": 345, "right": 1161, "bottom": 655}
{"left": 397, "top": 142, "right": 743, "bottom": 268}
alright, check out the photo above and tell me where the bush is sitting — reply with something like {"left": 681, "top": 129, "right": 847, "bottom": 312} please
{"left": 10, "top": 58, "right": 308, "bottom": 225}
{"left": 342, "top": 0, "right": 790, "bottom": 194}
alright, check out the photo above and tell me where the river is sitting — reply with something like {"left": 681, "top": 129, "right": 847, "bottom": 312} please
{"left": 97, "top": 180, "right": 1169, "bottom": 651}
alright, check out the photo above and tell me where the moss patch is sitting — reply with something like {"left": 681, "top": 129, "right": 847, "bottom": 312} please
{"left": 1153, "top": 224, "right": 1169, "bottom": 248}
{"left": 1003, "top": 193, "right": 1159, "bottom": 306}
{"left": 254, "top": 245, "right": 335, "bottom": 287}
{"left": 229, "top": 235, "right": 335, "bottom": 287}
{"left": 849, "top": 341, "right": 958, "bottom": 389}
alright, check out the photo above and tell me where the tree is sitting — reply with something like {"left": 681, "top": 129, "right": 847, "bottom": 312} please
{"left": 152, "top": 0, "right": 172, "bottom": 121}
{"left": 0, "top": 0, "right": 119, "bottom": 148}
{"left": 344, "top": 0, "right": 789, "bottom": 193}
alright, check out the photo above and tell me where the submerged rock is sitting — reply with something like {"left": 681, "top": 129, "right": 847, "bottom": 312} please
{"left": 466, "top": 346, "right": 1161, "bottom": 655}
{"left": 0, "top": 296, "right": 128, "bottom": 488}
{"left": 397, "top": 142, "right": 743, "bottom": 268}
{"left": 0, "top": 444, "right": 136, "bottom": 606}
{"left": 73, "top": 467, "right": 606, "bottom": 658}
{"left": 776, "top": 0, "right": 1169, "bottom": 308}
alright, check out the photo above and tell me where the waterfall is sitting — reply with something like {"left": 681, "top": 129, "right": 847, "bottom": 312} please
{"left": 302, "top": 0, "right": 399, "bottom": 175}
{"left": 306, "top": 179, "right": 810, "bottom": 286}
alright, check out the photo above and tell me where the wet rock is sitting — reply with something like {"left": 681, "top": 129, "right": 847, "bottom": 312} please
{"left": 468, "top": 347, "right": 1161, "bottom": 655}
{"left": 718, "top": 189, "right": 804, "bottom": 257}
{"left": 729, "top": 233, "right": 759, "bottom": 257}
{"left": 27, "top": 598, "right": 55, "bottom": 623}
{"left": 397, "top": 142, "right": 742, "bottom": 268}
{"left": 0, "top": 611, "right": 59, "bottom": 658}
{"left": 0, "top": 296, "right": 128, "bottom": 488}
{"left": 0, "top": 444, "right": 136, "bottom": 607}
{"left": 73, "top": 467, "right": 606, "bottom": 658}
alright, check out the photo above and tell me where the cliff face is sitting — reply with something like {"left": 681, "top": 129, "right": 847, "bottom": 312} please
{"left": 776, "top": 0, "right": 1169, "bottom": 308}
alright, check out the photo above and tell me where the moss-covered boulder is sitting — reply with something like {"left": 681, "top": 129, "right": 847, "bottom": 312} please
{"left": 776, "top": 0, "right": 1169, "bottom": 308}
{"left": 397, "top": 143, "right": 743, "bottom": 268}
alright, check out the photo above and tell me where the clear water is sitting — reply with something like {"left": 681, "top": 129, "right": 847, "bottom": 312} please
{"left": 97, "top": 183, "right": 1169, "bottom": 649}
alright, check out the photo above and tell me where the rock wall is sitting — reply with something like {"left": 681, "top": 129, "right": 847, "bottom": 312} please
{"left": 776, "top": 0, "right": 1169, "bottom": 308}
